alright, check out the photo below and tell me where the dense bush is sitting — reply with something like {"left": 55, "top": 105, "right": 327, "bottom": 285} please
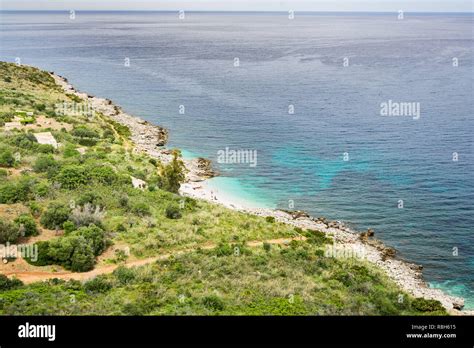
{"left": 33, "top": 181, "right": 51, "bottom": 198}
{"left": 48, "top": 235, "right": 96, "bottom": 272}
{"left": 26, "top": 223, "right": 107, "bottom": 272}
{"left": 411, "top": 298, "right": 445, "bottom": 312}
{"left": 72, "top": 126, "right": 100, "bottom": 146}
{"left": 63, "top": 220, "right": 76, "bottom": 234}
{"left": 0, "top": 148, "right": 15, "bottom": 167}
{"left": 36, "top": 144, "right": 55, "bottom": 154}
{"left": 31, "top": 235, "right": 95, "bottom": 272}
{"left": 14, "top": 214, "right": 38, "bottom": 237}
{"left": 33, "top": 154, "right": 58, "bottom": 175}
{"left": 113, "top": 266, "right": 136, "bottom": 285}
{"left": 77, "top": 191, "right": 103, "bottom": 207}
{"left": 0, "top": 178, "right": 33, "bottom": 203}
{"left": 40, "top": 202, "right": 71, "bottom": 229}
{"left": 89, "top": 166, "right": 118, "bottom": 185}
{"left": 74, "top": 224, "right": 107, "bottom": 256}
{"left": 0, "top": 220, "right": 20, "bottom": 244}
{"left": 84, "top": 276, "right": 112, "bottom": 293}
{"left": 72, "top": 126, "right": 99, "bottom": 139}
{"left": 131, "top": 202, "right": 151, "bottom": 217}
{"left": 265, "top": 216, "right": 275, "bottom": 223}
{"left": 9, "top": 132, "right": 38, "bottom": 151}
{"left": 30, "top": 241, "right": 52, "bottom": 266}
{"left": 306, "top": 230, "right": 332, "bottom": 246}
{"left": 202, "top": 295, "right": 225, "bottom": 311}
{"left": 55, "top": 165, "right": 89, "bottom": 189}
{"left": 109, "top": 120, "right": 131, "bottom": 138}
{"left": 28, "top": 201, "right": 42, "bottom": 218}
{"left": 0, "top": 274, "right": 23, "bottom": 291}
{"left": 63, "top": 144, "right": 80, "bottom": 158}
{"left": 165, "top": 204, "right": 182, "bottom": 219}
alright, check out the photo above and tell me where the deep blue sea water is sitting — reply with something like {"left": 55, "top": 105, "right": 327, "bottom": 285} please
{"left": 1, "top": 11, "right": 473, "bottom": 308}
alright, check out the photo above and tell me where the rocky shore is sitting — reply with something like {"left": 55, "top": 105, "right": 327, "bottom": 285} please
{"left": 49, "top": 71, "right": 469, "bottom": 315}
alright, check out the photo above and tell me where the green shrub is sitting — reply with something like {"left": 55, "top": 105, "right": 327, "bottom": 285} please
{"left": 165, "top": 204, "right": 182, "bottom": 219}
{"left": 89, "top": 166, "right": 118, "bottom": 185}
{"left": 118, "top": 195, "right": 129, "bottom": 208}
{"left": 63, "top": 144, "right": 80, "bottom": 158}
{"left": 109, "top": 120, "right": 131, "bottom": 138}
{"left": 0, "top": 169, "right": 8, "bottom": 177}
{"left": 411, "top": 298, "right": 445, "bottom": 313}
{"left": 63, "top": 221, "right": 76, "bottom": 234}
{"left": 28, "top": 201, "right": 42, "bottom": 217}
{"left": 113, "top": 266, "right": 136, "bottom": 285}
{"left": 74, "top": 224, "right": 107, "bottom": 256}
{"left": 33, "top": 181, "right": 51, "bottom": 198}
{"left": 0, "top": 184, "right": 17, "bottom": 204}
{"left": 33, "top": 154, "right": 58, "bottom": 174}
{"left": 72, "top": 126, "right": 99, "bottom": 139}
{"left": 36, "top": 144, "right": 55, "bottom": 154}
{"left": 202, "top": 295, "right": 225, "bottom": 311}
{"left": 265, "top": 216, "right": 275, "bottom": 223}
{"left": 306, "top": 230, "right": 332, "bottom": 246}
{"left": 0, "top": 274, "right": 23, "bottom": 291}
{"left": 0, "top": 148, "right": 15, "bottom": 167}
{"left": 47, "top": 235, "right": 96, "bottom": 272}
{"left": 77, "top": 191, "right": 103, "bottom": 207}
{"left": 56, "top": 165, "right": 89, "bottom": 189}
{"left": 102, "top": 129, "right": 115, "bottom": 141}
{"left": 35, "top": 103, "right": 46, "bottom": 111}
{"left": 28, "top": 241, "right": 52, "bottom": 266}
{"left": 10, "top": 132, "right": 37, "bottom": 151}
{"left": 214, "top": 243, "right": 233, "bottom": 257}
{"left": 0, "top": 220, "right": 20, "bottom": 244}
{"left": 14, "top": 214, "right": 38, "bottom": 237}
{"left": 72, "top": 126, "right": 99, "bottom": 146}
{"left": 132, "top": 202, "right": 151, "bottom": 217}
{"left": 0, "top": 179, "right": 33, "bottom": 203}
{"left": 84, "top": 276, "right": 112, "bottom": 293}
{"left": 263, "top": 242, "right": 271, "bottom": 252}
{"left": 40, "top": 202, "right": 71, "bottom": 229}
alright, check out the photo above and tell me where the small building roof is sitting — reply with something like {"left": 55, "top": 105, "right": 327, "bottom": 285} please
{"left": 33, "top": 132, "right": 58, "bottom": 149}
{"left": 131, "top": 176, "right": 147, "bottom": 190}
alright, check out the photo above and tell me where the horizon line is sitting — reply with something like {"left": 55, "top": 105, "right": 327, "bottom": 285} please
{"left": 1, "top": 10, "right": 473, "bottom": 14}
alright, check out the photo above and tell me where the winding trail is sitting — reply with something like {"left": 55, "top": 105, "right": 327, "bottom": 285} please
{"left": 3, "top": 236, "right": 306, "bottom": 284}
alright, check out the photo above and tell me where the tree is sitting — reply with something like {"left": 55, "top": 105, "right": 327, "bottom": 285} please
{"left": 75, "top": 224, "right": 107, "bottom": 256}
{"left": 159, "top": 150, "right": 185, "bottom": 193}
{"left": 69, "top": 236, "right": 95, "bottom": 272}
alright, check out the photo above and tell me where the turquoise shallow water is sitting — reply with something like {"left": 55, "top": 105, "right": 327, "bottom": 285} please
{"left": 1, "top": 11, "right": 473, "bottom": 308}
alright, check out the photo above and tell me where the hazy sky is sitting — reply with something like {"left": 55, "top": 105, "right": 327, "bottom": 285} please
{"left": 1, "top": 0, "right": 472, "bottom": 12}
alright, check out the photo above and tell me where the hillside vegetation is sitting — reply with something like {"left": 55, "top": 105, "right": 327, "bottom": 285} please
{"left": 0, "top": 62, "right": 445, "bottom": 315}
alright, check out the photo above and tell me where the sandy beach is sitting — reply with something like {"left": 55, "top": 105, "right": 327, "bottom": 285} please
{"left": 50, "top": 70, "right": 471, "bottom": 315}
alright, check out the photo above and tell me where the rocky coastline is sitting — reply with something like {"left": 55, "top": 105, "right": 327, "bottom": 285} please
{"left": 49, "top": 71, "right": 469, "bottom": 315}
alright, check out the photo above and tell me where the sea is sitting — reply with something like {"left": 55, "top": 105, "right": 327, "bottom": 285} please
{"left": 0, "top": 11, "right": 473, "bottom": 308}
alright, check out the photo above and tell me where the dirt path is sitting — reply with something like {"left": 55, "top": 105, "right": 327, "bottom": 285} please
{"left": 3, "top": 236, "right": 306, "bottom": 284}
